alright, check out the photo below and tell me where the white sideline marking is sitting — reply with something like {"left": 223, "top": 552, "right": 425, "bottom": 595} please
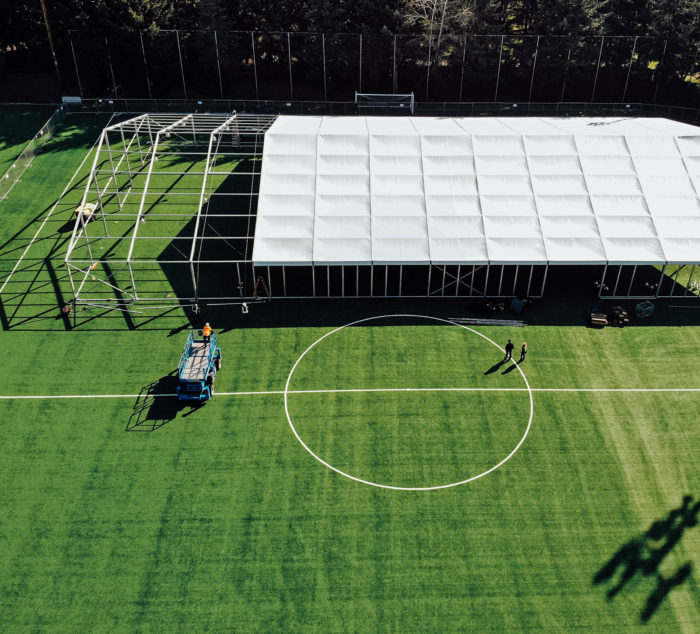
{"left": 1, "top": 387, "right": 700, "bottom": 400}
{"left": 0, "top": 113, "right": 118, "bottom": 294}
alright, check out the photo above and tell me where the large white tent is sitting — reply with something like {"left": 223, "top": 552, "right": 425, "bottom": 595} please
{"left": 253, "top": 116, "right": 700, "bottom": 271}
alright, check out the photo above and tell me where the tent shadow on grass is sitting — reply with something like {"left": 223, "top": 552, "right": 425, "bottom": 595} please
{"left": 593, "top": 495, "right": 699, "bottom": 623}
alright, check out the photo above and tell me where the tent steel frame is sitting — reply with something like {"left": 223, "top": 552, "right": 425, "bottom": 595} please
{"left": 65, "top": 112, "right": 276, "bottom": 306}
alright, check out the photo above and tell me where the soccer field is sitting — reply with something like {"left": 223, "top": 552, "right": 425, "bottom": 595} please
{"left": 1, "top": 111, "right": 699, "bottom": 632}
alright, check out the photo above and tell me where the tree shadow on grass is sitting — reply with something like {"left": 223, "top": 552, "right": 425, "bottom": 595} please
{"left": 593, "top": 495, "right": 699, "bottom": 623}
{"left": 126, "top": 373, "right": 202, "bottom": 431}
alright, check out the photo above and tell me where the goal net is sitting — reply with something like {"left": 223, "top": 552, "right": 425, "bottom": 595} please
{"left": 355, "top": 92, "right": 415, "bottom": 114}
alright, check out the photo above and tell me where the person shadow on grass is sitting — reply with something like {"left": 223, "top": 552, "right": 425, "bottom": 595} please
{"left": 484, "top": 360, "right": 505, "bottom": 375}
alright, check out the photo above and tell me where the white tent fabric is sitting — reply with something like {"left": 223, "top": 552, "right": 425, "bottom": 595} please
{"left": 253, "top": 116, "right": 700, "bottom": 266}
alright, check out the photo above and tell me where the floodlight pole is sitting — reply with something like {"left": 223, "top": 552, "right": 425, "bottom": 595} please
{"left": 38, "top": 0, "right": 63, "bottom": 93}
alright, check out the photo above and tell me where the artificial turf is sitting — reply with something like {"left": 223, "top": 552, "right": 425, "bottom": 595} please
{"left": 0, "top": 110, "right": 699, "bottom": 632}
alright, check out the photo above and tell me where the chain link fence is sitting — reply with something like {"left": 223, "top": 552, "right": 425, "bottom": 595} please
{"left": 70, "top": 99, "right": 699, "bottom": 124}
{"left": 45, "top": 31, "right": 698, "bottom": 107}
{"left": 0, "top": 104, "right": 68, "bottom": 202}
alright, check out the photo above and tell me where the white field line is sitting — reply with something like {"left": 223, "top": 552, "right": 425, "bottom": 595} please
{"left": 0, "top": 113, "right": 118, "bottom": 294}
{"left": 1, "top": 387, "right": 700, "bottom": 400}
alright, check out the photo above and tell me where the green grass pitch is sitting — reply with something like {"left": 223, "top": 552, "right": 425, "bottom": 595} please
{"left": 0, "top": 110, "right": 699, "bottom": 631}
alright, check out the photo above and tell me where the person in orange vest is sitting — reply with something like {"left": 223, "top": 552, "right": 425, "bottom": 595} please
{"left": 202, "top": 322, "right": 213, "bottom": 343}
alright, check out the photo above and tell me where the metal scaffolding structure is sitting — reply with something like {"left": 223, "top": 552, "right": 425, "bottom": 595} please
{"left": 64, "top": 112, "right": 277, "bottom": 309}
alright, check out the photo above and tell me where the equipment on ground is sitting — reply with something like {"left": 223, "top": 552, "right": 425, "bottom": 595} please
{"left": 608, "top": 306, "right": 630, "bottom": 327}
{"left": 590, "top": 310, "right": 608, "bottom": 328}
{"left": 635, "top": 300, "right": 655, "bottom": 318}
{"left": 74, "top": 202, "right": 96, "bottom": 221}
{"left": 450, "top": 317, "right": 525, "bottom": 327}
{"left": 176, "top": 329, "right": 222, "bottom": 402}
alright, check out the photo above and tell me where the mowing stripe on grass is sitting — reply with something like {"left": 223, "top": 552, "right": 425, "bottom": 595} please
{"left": 1, "top": 387, "right": 700, "bottom": 400}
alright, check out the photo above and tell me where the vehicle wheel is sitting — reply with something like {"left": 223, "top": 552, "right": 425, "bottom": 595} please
{"left": 207, "top": 374, "right": 215, "bottom": 396}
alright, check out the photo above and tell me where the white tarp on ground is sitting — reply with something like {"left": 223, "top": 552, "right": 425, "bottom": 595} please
{"left": 252, "top": 116, "right": 700, "bottom": 266}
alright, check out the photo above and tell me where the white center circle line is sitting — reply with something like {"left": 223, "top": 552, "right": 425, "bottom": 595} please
{"left": 283, "top": 314, "right": 534, "bottom": 491}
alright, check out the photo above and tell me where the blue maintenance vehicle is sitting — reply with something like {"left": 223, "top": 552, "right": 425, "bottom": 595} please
{"left": 176, "top": 329, "right": 222, "bottom": 402}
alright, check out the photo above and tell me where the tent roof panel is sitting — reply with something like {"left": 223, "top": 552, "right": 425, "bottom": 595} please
{"left": 253, "top": 116, "right": 700, "bottom": 267}
{"left": 313, "top": 238, "right": 372, "bottom": 265}
{"left": 486, "top": 237, "right": 547, "bottom": 263}
{"left": 429, "top": 237, "right": 488, "bottom": 263}
{"left": 372, "top": 237, "right": 430, "bottom": 264}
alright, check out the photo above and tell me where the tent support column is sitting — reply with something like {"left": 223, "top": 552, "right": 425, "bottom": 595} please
{"left": 684, "top": 265, "right": 695, "bottom": 296}
{"left": 189, "top": 262, "right": 197, "bottom": 298}
{"left": 455, "top": 265, "right": 460, "bottom": 296}
{"left": 327, "top": 265, "right": 331, "bottom": 297}
{"left": 470, "top": 266, "right": 475, "bottom": 296}
{"left": 370, "top": 264, "right": 374, "bottom": 296}
{"left": 312, "top": 267, "right": 316, "bottom": 297}
{"left": 484, "top": 265, "right": 491, "bottom": 296}
{"left": 539, "top": 264, "right": 549, "bottom": 297}
{"left": 613, "top": 265, "right": 623, "bottom": 296}
{"left": 655, "top": 265, "right": 665, "bottom": 298}
{"left": 427, "top": 265, "right": 432, "bottom": 296}
{"left": 599, "top": 264, "right": 608, "bottom": 298}
{"left": 627, "top": 265, "right": 637, "bottom": 296}
{"left": 498, "top": 265, "right": 505, "bottom": 296}
{"left": 384, "top": 265, "right": 388, "bottom": 296}
{"left": 341, "top": 266, "right": 345, "bottom": 297}
{"left": 282, "top": 266, "right": 287, "bottom": 297}
{"left": 441, "top": 265, "right": 447, "bottom": 296}
{"left": 356, "top": 265, "right": 359, "bottom": 296}
{"left": 526, "top": 265, "right": 534, "bottom": 296}
{"left": 267, "top": 266, "right": 272, "bottom": 297}
{"left": 128, "top": 261, "right": 138, "bottom": 299}
{"left": 399, "top": 265, "right": 402, "bottom": 297}
{"left": 512, "top": 265, "right": 519, "bottom": 295}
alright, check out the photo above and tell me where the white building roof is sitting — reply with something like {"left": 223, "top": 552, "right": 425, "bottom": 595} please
{"left": 252, "top": 116, "right": 700, "bottom": 266}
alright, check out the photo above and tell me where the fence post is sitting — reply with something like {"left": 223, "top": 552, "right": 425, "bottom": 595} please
{"left": 528, "top": 35, "right": 540, "bottom": 103}
{"left": 459, "top": 34, "right": 467, "bottom": 101}
{"left": 393, "top": 34, "right": 398, "bottom": 93}
{"left": 251, "top": 32, "right": 259, "bottom": 101}
{"left": 322, "top": 33, "right": 328, "bottom": 101}
{"left": 652, "top": 40, "right": 667, "bottom": 104}
{"left": 139, "top": 32, "right": 153, "bottom": 99}
{"left": 175, "top": 30, "right": 187, "bottom": 98}
{"left": 494, "top": 35, "right": 504, "bottom": 101}
{"left": 68, "top": 31, "right": 84, "bottom": 98}
{"left": 105, "top": 35, "right": 118, "bottom": 97}
{"left": 359, "top": 34, "right": 363, "bottom": 93}
{"left": 591, "top": 36, "right": 605, "bottom": 102}
{"left": 622, "top": 36, "right": 638, "bottom": 102}
{"left": 214, "top": 30, "right": 224, "bottom": 99}
{"left": 560, "top": 47, "right": 571, "bottom": 102}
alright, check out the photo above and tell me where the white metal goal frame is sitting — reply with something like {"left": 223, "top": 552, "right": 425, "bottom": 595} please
{"left": 64, "top": 112, "right": 277, "bottom": 309}
{"left": 355, "top": 92, "right": 415, "bottom": 114}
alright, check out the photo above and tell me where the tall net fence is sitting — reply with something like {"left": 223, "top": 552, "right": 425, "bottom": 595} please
{"left": 0, "top": 105, "right": 68, "bottom": 202}
{"left": 19, "top": 30, "right": 697, "bottom": 107}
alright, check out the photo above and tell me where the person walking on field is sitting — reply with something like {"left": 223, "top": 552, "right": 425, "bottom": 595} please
{"left": 519, "top": 341, "right": 527, "bottom": 363}
{"left": 203, "top": 322, "right": 213, "bottom": 343}
{"left": 504, "top": 339, "right": 514, "bottom": 361}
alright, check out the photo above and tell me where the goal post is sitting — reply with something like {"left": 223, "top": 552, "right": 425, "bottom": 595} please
{"left": 355, "top": 92, "right": 415, "bottom": 114}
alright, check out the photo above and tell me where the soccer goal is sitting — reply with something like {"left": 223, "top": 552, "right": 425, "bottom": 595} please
{"left": 355, "top": 92, "right": 415, "bottom": 114}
